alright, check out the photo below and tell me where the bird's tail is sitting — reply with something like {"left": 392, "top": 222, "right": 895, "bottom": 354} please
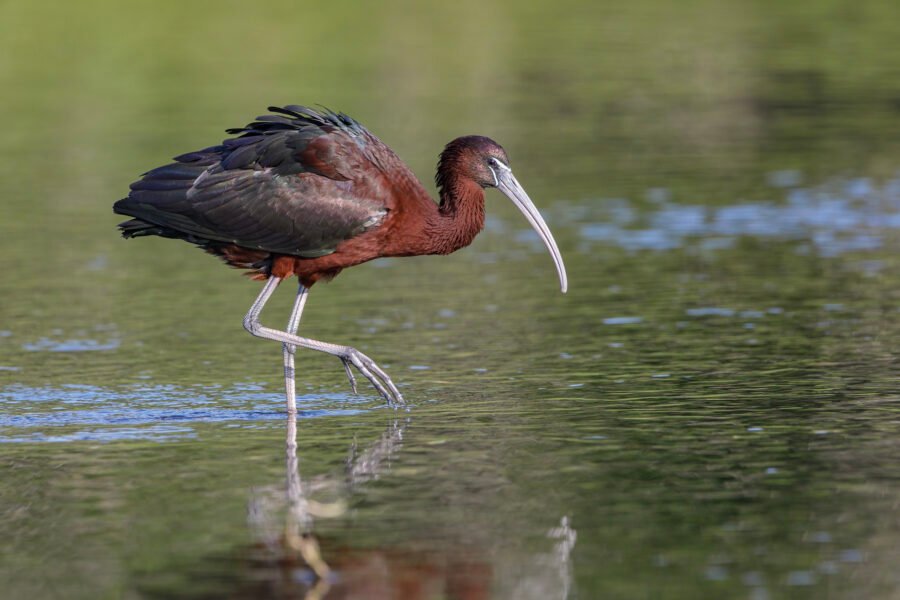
{"left": 117, "top": 217, "right": 167, "bottom": 239}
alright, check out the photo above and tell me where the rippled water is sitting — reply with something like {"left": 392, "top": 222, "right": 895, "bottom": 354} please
{"left": 2, "top": 1, "right": 900, "bottom": 598}
{"left": 572, "top": 176, "right": 900, "bottom": 256}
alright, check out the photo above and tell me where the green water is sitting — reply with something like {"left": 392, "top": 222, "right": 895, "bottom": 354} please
{"left": 1, "top": 1, "right": 899, "bottom": 598}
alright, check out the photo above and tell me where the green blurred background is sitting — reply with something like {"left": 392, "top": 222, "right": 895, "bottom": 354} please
{"left": 1, "top": 1, "right": 899, "bottom": 598}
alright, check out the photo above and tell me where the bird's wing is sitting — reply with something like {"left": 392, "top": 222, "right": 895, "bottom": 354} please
{"left": 114, "top": 106, "right": 397, "bottom": 257}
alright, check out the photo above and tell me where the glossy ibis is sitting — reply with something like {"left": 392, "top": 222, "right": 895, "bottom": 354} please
{"left": 114, "top": 105, "right": 567, "bottom": 409}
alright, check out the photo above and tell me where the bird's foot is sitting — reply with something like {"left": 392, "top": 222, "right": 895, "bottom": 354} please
{"left": 338, "top": 348, "right": 404, "bottom": 407}
{"left": 340, "top": 359, "right": 358, "bottom": 393}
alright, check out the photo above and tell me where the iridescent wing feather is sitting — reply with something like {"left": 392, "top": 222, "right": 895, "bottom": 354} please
{"left": 114, "top": 106, "right": 391, "bottom": 258}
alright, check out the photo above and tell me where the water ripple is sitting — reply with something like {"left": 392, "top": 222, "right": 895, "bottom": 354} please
{"left": 567, "top": 175, "right": 900, "bottom": 256}
{"left": 0, "top": 383, "right": 369, "bottom": 443}
{"left": 22, "top": 337, "right": 121, "bottom": 352}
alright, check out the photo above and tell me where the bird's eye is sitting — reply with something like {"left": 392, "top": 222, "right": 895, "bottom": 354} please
{"left": 488, "top": 157, "right": 498, "bottom": 166}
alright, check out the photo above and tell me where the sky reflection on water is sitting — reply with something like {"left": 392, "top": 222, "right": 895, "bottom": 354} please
{"left": 567, "top": 175, "right": 900, "bottom": 257}
{"left": 0, "top": 383, "right": 369, "bottom": 442}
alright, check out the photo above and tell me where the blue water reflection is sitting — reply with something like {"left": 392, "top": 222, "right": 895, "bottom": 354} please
{"left": 0, "top": 383, "right": 369, "bottom": 442}
{"left": 571, "top": 175, "right": 900, "bottom": 257}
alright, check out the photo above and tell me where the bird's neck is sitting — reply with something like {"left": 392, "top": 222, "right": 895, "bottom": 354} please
{"left": 427, "top": 176, "right": 485, "bottom": 254}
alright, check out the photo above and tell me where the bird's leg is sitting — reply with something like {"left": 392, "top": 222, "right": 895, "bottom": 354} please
{"left": 243, "top": 276, "right": 404, "bottom": 407}
{"left": 283, "top": 284, "right": 359, "bottom": 395}
{"left": 244, "top": 274, "right": 282, "bottom": 328}
{"left": 283, "top": 282, "right": 310, "bottom": 414}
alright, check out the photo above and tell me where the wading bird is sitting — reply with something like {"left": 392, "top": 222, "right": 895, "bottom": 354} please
{"left": 114, "top": 105, "right": 567, "bottom": 410}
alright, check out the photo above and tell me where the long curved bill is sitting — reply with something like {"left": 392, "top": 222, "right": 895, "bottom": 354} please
{"left": 494, "top": 168, "right": 568, "bottom": 293}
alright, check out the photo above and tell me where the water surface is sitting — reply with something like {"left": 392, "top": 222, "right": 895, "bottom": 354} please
{"left": 1, "top": 1, "right": 899, "bottom": 598}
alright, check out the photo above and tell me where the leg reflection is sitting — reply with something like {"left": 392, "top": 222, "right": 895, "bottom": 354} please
{"left": 247, "top": 416, "right": 575, "bottom": 599}
{"left": 284, "top": 409, "right": 330, "bottom": 581}
{"left": 247, "top": 413, "right": 409, "bottom": 594}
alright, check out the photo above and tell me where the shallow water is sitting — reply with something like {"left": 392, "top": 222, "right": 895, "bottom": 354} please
{"left": 1, "top": 1, "right": 900, "bottom": 598}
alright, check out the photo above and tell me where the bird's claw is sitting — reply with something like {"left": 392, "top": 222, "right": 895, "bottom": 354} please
{"left": 341, "top": 358, "right": 358, "bottom": 394}
{"left": 339, "top": 348, "right": 404, "bottom": 407}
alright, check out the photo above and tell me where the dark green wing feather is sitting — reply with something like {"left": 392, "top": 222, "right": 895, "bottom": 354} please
{"left": 114, "top": 106, "right": 389, "bottom": 258}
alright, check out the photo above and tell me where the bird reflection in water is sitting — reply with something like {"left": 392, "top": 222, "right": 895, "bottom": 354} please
{"left": 244, "top": 413, "right": 577, "bottom": 600}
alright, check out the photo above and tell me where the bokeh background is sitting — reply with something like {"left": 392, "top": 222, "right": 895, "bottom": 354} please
{"left": 1, "top": 1, "right": 899, "bottom": 598}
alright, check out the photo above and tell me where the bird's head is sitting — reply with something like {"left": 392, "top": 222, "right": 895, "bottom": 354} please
{"left": 438, "top": 136, "right": 568, "bottom": 293}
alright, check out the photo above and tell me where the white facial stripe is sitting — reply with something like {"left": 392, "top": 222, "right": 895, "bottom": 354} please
{"left": 488, "top": 159, "right": 510, "bottom": 187}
